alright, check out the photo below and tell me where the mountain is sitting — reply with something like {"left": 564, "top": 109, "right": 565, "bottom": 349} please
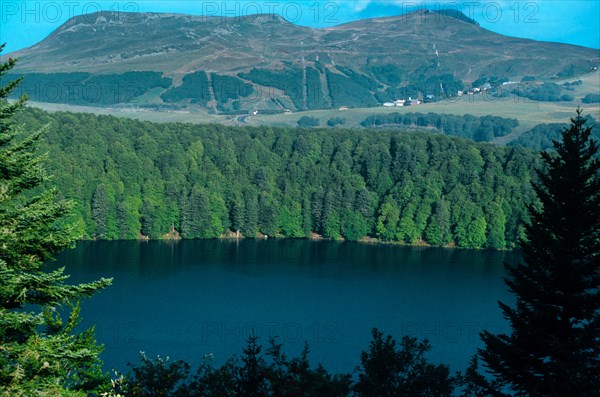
{"left": 7, "top": 10, "right": 599, "bottom": 112}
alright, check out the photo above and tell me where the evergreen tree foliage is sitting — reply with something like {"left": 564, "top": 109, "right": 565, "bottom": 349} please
{"left": 243, "top": 192, "right": 259, "bottom": 237}
{"left": 117, "top": 335, "right": 352, "bottom": 396}
{"left": 0, "top": 46, "right": 112, "bottom": 396}
{"left": 180, "top": 187, "right": 213, "bottom": 239}
{"left": 191, "top": 357, "right": 238, "bottom": 396}
{"left": 479, "top": 109, "right": 600, "bottom": 396}
{"left": 265, "top": 339, "right": 351, "bottom": 396}
{"left": 425, "top": 199, "right": 452, "bottom": 246}
{"left": 16, "top": 100, "right": 541, "bottom": 249}
{"left": 127, "top": 353, "right": 192, "bottom": 397}
{"left": 354, "top": 328, "right": 455, "bottom": 397}
{"left": 140, "top": 200, "right": 156, "bottom": 238}
{"left": 235, "top": 334, "right": 269, "bottom": 397}
{"left": 361, "top": 113, "right": 518, "bottom": 142}
{"left": 485, "top": 201, "right": 507, "bottom": 249}
{"left": 457, "top": 356, "right": 508, "bottom": 397}
{"left": 92, "top": 184, "right": 110, "bottom": 239}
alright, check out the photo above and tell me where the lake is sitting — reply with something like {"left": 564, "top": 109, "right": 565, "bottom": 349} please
{"left": 54, "top": 239, "right": 518, "bottom": 375}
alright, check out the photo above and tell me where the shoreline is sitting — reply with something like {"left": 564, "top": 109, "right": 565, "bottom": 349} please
{"left": 82, "top": 234, "right": 515, "bottom": 251}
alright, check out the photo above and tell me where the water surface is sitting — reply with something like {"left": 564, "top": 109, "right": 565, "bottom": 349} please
{"left": 55, "top": 240, "right": 517, "bottom": 374}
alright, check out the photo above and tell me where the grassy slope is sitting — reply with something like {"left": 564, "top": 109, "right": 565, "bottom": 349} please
{"left": 26, "top": 71, "right": 600, "bottom": 144}
{"left": 12, "top": 11, "right": 597, "bottom": 82}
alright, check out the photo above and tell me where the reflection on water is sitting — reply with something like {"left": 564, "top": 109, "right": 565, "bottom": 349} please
{"left": 54, "top": 240, "right": 517, "bottom": 374}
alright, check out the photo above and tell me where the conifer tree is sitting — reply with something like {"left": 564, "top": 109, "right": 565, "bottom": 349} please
{"left": 480, "top": 109, "right": 600, "bottom": 396}
{"left": 92, "top": 184, "right": 110, "bottom": 238}
{"left": 236, "top": 333, "right": 269, "bottom": 397}
{"left": 0, "top": 45, "right": 112, "bottom": 395}
{"left": 354, "top": 328, "right": 455, "bottom": 396}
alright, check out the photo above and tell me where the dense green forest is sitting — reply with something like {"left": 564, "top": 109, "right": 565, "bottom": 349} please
{"left": 16, "top": 107, "right": 538, "bottom": 249}
{"left": 211, "top": 73, "right": 254, "bottom": 105}
{"left": 326, "top": 69, "right": 379, "bottom": 108}
{"left": 508, "top": 115, "right": 599, "bottom": 150}
{"left": 360, "top": 112, "right": 519, "bottom": 142}
{"left": 161, "top": 71, "right": 212, "bottom": 105}
{"left": 306, "top": 67, "right": 329, "bottom": 109}
{"left": 369, "top": 64, "right": 404, "bottom": 86}
{"left": 336, "top": 66, "right": 381, "bottom": 91}
{"left": 8, "top": 72, "right": 171, "bottom": 105}
{"left": 509, "top": 123, "right": 572, "bottom": 150}
{"left": 161, "top": 72, "right": 256, "bottom": 108}
{"left": 511, "top": 82, "right": 574, "bottom": 102}
{"left": 238, "top": 67, "right": 304, "bottom": 109}
{"left": 486, "top": 79, "right": 590, "bottom": 103}
{"left": 20, "top": 68, "right": 591, "bottom": 112}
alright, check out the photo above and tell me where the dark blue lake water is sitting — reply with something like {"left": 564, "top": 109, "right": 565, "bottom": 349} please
{"left": 55, "top": 240, "right": 517, "bottom": 375}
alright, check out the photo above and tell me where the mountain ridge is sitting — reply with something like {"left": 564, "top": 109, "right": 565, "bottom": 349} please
{"left": 10, "top": 10, "right": 597, "bottom": 75}
{"left": 6, "top": 10, "right": 599, "bottom": 112}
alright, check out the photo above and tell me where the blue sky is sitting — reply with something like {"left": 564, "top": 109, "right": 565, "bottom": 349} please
{"left": 1, "top": 0, "right": 599, "bottom": 54}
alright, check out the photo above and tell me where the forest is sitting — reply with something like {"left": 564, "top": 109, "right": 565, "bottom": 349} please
{"left": 8, "top": 72, "right": 172, "bottom": 105}
{"left": 5, "top": 67, "right": 477, "bottom": 111}
{"left": 510, "top": 82, "right": 574, "bottom": 102}
{"left": 238, "top": 67, "right": 305, "bottom": 109}
{"left": 326, "top": 69, "right": 379, "bottom": 108}
{"left": 509, "top": 115, "right": 599, "bottom": 150}
{"left": 16, "top": 107, "right": 538, "bottom": 249}
{"left": 360, "top": 112, "right": 519, "bottom": 142}
{"left": 306, "top": 67, "right": 329, "bottom": 109}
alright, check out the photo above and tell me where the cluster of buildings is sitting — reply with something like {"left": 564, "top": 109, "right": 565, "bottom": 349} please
{"left": 457, "top": 82, "right": 493, "bottom": 97}
{"left": 382, "top": 97, "right": 422, "bottom": 107}
{"left": 458, "top": 81, "right": 516, "bottom": 97}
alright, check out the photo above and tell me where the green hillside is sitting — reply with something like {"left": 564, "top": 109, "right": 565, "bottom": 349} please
{"left": 17, "top": 107, "right": 539, "bottom": 249}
